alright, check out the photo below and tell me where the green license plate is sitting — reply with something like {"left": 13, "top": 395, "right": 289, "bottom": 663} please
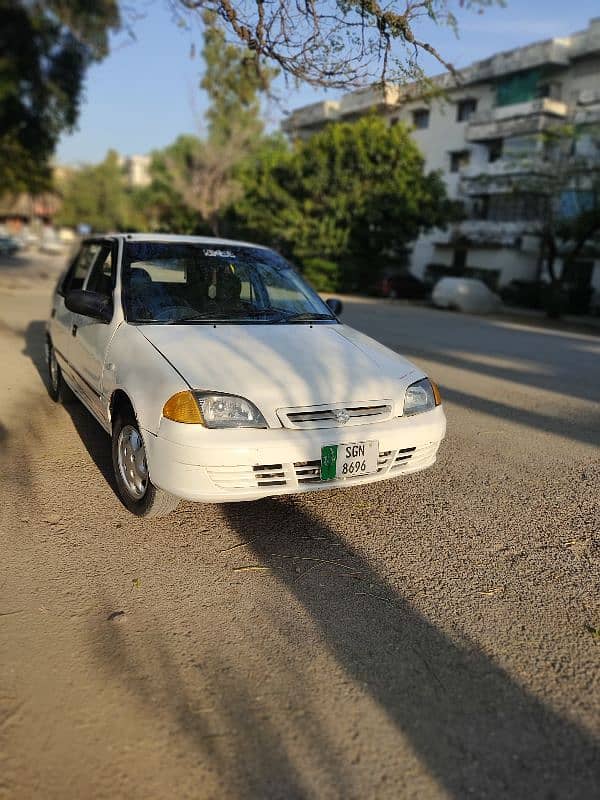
{"left": 320, "top": 441, "right": 378, "bottom": 480}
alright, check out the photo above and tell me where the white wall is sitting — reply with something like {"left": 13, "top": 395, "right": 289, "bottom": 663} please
{"left": 385, "top": 85, "right": 494, "bottom": 198}
{"left": 466, "top": 248, "right": 538, "bottom": 286}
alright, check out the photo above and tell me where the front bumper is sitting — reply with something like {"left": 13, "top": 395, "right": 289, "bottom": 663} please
{"left": 143, "top": 405, "right": 446, "bottom": 503}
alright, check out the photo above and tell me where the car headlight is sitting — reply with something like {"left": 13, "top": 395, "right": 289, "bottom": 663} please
{"left": 403, "top": 378, "right": 441, "bottom": 416}
{"left": 162, "top": 391, "right": 267, "bottom": 428}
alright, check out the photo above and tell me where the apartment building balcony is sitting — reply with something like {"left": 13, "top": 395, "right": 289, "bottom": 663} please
{"left": 336, "top": 84, "right": 401, "bottom": 119}
{"left": 281, "top": 100, "right": 341, "bottom": 134}
{"left": 282, "top": 84, "right": 401, "bottom": 134}
{"left": 574, "top": 102, "right": 600, "bottom": 126}
{"left": 460, "top": 39, "right": 570, "bottom": 84}
{"left": 433, "top": 220, "right": 539, "bottom": 248}
{"left": 466, "top": 98, "right": 569, "bottom": 141}
{"left": 460, "top": 157, "right": 554, "bottom": 194}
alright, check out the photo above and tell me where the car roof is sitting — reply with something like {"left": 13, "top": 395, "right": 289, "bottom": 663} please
{"left": 87, "top": 233, "right": 268, "bottom": 249}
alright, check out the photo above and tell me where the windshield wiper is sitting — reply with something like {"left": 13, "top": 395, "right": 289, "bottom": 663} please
{"left": 282, "top": 312, "right": 336, "bottom": 323}
{"left": 167, "top": 308, "right": 287, "bottom": 324}
{"left": 236, "top": 306, "right": 286, "bottom": 318}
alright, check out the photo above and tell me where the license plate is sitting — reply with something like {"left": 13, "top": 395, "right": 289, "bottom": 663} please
{"left": 321, "top": 441, "right": 378, "bottom": 481}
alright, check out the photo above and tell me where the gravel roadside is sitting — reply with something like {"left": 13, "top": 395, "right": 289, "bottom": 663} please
{"left": 1, "top": 265, "right": 598, "bottom": 800}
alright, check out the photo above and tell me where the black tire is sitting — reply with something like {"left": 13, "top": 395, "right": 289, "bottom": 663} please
{"left": 46, "top": 339, "right": 73, "bottom": 403}
{"left": 111, "top": 411, "right": 180, "bottom": 517}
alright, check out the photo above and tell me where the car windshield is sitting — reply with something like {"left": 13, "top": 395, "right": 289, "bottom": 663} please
{"left": 121, "top": 242, "right": 337, "bottom": 325}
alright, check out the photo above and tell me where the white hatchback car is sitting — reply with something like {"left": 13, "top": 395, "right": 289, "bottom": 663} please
{"left": 46, "top": 235, "right": 446, "bottom": 516}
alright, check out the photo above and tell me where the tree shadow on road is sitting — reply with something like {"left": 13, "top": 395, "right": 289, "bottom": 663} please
{"left": 86, "top": 496, "right": 600, "bottom": 798}
{"left": 88, "top": 591, "right": 354, "bottom": 800}
{"left": 19, "top": 319, "right": 600, "bottom": 795}
{"left": 221, "top": 498, "right": 600, "bottom": 798}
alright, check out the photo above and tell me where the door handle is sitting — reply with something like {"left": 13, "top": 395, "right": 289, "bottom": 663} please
{"left": 71, "top": 323, "right": 78, "bottom": 337}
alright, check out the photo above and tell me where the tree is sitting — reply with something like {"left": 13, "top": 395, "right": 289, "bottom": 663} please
{"left": 56, "top": 151, "right": 141, "bottom": 232}
{"left": 235, "top": 117, "right": 455, "bottom": 291}
{"left": 172, "top": 0, "right": 499, "bottom": 89}
{"left": 200, "top": 9, "right": 274, "bottom": 145}
{"left": 164, "top": 134, "right": 246, "bottom": 236}
{"left": 162, "top": 11, "right": 275, "bottom": 235}
{"left": 0, "top": 1, "right": 120, "bottom": 194}
{"left": 139, "top": 137, "right": 207, "bottom": 235}
{"left": 467, "top": 125, "right": 600, "bottom": 317}
{"left": 536, "top": 128, "right": 600, "bottom": 317}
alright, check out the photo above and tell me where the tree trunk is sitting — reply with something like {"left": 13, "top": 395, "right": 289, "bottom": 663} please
{"left": 209, "top": 213, "right": 220, "bottom": 237}
{"left": 546, "top": 277, "right": 563, "bottom": 319}
{"left": 543, "top": 234, "right": 562, "bottom": 319}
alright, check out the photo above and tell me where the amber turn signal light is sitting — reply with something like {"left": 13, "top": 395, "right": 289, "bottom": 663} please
{"left": 162, "top": 391, "right": 204, "bottom": 424}
{"left": 431, "top": 381, "right": 442, "bottom": 406}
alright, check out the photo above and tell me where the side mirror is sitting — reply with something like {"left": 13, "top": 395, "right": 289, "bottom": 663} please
{"left": 326, "top": 298, "right": 343, "bottom": 316}
{"left": 65, "top": 289, "right": 112, "bottom": 322}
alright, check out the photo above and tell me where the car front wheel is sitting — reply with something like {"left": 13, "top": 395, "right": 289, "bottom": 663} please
{"left": 111, "top": 412, "right": 179, "bottom": 517}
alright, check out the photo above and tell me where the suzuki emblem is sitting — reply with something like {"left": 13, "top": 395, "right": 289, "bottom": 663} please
{"left": 333, "top": 409, "right": 350, "bottom": 425}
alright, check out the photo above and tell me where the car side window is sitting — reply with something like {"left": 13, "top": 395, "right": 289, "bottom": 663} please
{"left": 85, "top": 246, "right": 114, "bottom": 299}
{"left": 61, "top": 243, "right": 102, "bottom": 295}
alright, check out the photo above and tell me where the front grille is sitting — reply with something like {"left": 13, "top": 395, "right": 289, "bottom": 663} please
{"left": 279, "top": 402, "right": 392, "bottom": 430}
{"left": 207, "top": 443, "right": 438, "bottom": 491}
{"left": 294, "top": 459, "right": 321, "bottom": 483}
{"left": 294, "top": 449, "right": 393, "bottom": 483}
{"left": 253, "top": 464, "right": 286, "bottom": 487}
{"left": 207, "top": 464, "right": 286, "bottom": 489}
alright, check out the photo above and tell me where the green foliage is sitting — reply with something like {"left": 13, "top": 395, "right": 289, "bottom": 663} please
{"left": 302, "top": 258, "right": 340, "bottom": 293}
{"left": 235, "top": 117, "right": 454, "bottom": 291}
{"left": 200, "top": 10, "right": 275, "bottom": 146}
{"left": 0, "top": 0, "right": 120, "bottom": 193}
{"left": 56, "top": 151, "right": 139, "bottom": 232}
{"left": 143, "top": 17, "right": 277, "bottom": 236}
{"left": 142, "top": 136, "right": 210, "bottom": 234}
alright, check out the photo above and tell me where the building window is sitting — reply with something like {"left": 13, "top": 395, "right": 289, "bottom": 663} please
{"left": 496, "top": 69, "right": 541, "bottom": 107}
{"left": 485, "top": 193, "right": 546, "bottom": 222}
{"left": 412, "top": 108, "right": 430, "bottom": 129}
{"left": 487, "top": 139, "right": 503, "bottom": 162}
{"left": 449, "top": 150, "right": 471, "bottom": 173}
{"left": 457, "top": 98, "right": 477, "bottom": 122}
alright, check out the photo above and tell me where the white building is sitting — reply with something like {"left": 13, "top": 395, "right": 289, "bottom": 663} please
{"left": 119, "top": 154, "right": 152, "bottom": 188}
{"left": 282, "top": 18, "right": 600, "bottom": 298}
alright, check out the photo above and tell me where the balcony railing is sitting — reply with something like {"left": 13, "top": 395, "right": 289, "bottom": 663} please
{"left": 467, "top": 98, "right": 569, "bottom": 141}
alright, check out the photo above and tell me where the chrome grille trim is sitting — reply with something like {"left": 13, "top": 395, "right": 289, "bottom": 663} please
{"left": 278, "top": 402, "right": 393, "bottom": 430}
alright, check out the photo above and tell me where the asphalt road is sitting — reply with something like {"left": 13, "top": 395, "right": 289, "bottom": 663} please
{"left": 1, "top": 260, "right": 599, "bottom": 800}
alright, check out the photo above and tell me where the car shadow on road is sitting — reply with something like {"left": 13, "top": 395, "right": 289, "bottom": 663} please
{"left": 23, "top": 319, "right": 117, "bottom": 494}
{"left": 220, "top": 498, "right": 600, "bottom": 798}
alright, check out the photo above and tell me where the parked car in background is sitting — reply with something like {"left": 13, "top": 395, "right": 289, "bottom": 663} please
{"left": 432, "top": 277, "right": 502, "bottom": 314}
{"left": 39, "top": 231, "right": 65, "bottom": 255}
{"left": 46, "top": 234, "right": 446, "bottom": 517}
{"left": 0, "top": 235, "right": 19, "bottom": 256}
{"left": 14, "top": 229, "right": 39, "bottom": 250}
{"left": 374, "top": 271, "right": 428, "bottom": 300}
{"left": 500, "top": 280, "right": 544, "bottom": 310}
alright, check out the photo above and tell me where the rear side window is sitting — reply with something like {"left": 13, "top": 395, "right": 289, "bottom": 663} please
{"left": 85, "top": 246, "right": 115, "bottom": 299}
{"left": 60, "top": 243, "right": 102, "bottom": 295}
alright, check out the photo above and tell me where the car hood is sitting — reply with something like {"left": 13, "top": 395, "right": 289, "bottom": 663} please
{"left": 138, "top": 323, "right": 420, "bottom": 423}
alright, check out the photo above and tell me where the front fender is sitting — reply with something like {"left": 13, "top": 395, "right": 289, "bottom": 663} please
{"left": 105, "top": 325, "right": 190, "bottom": 434}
